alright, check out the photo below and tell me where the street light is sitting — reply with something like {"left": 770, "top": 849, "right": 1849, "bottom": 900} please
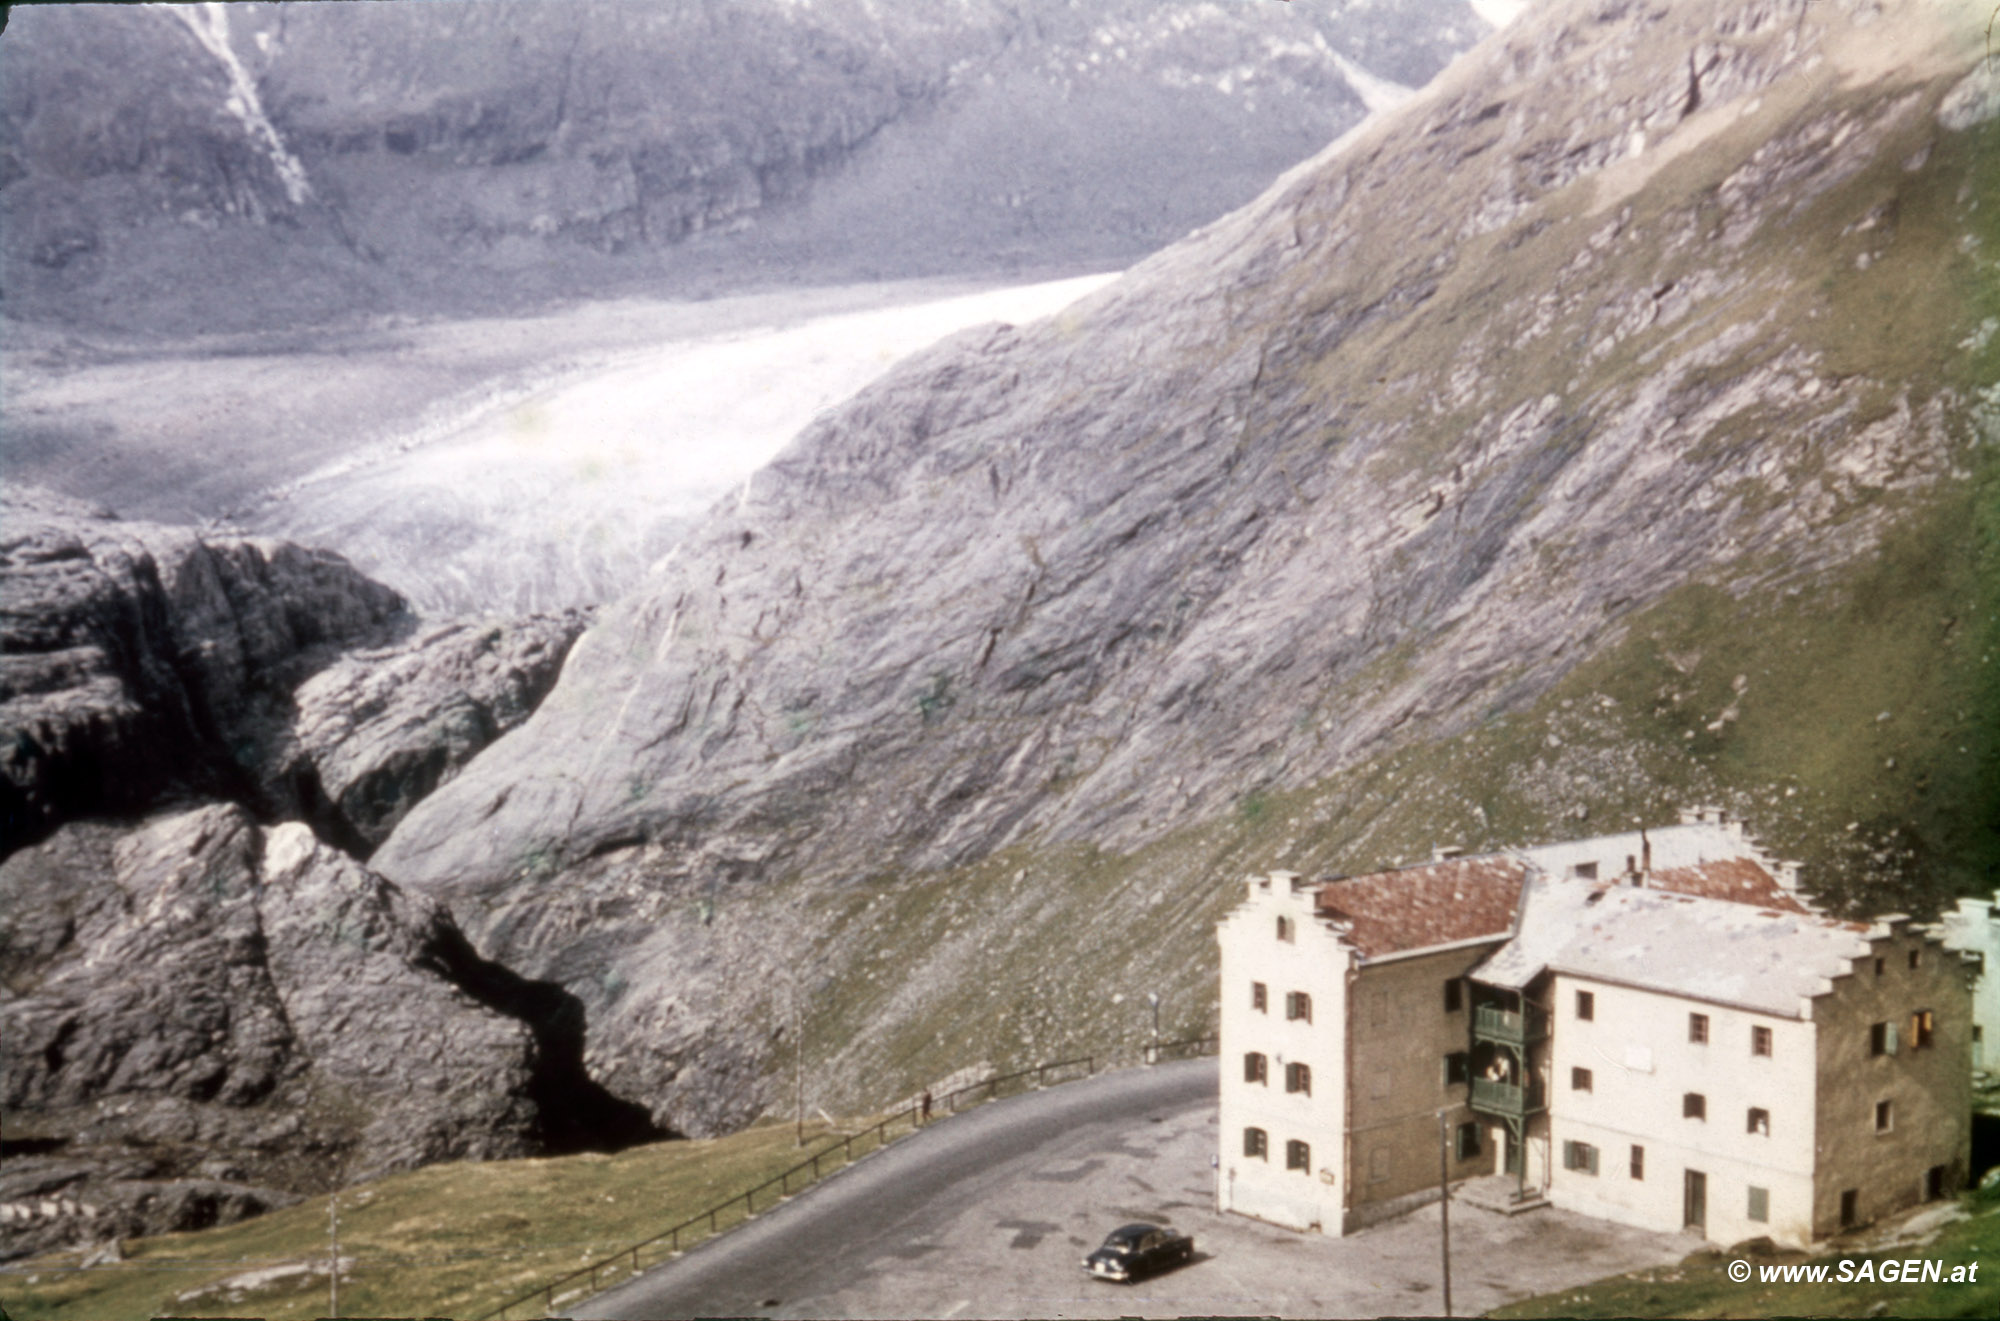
{"left": 1147, "top": 991, "right": 1161, "bottom": 1065}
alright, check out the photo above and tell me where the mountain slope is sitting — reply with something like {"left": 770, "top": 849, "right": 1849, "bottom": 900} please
{"left": 0, "top": 0, "right": 1483, "bottom": 335}
{"left": 372, "top": 0, "right": 1997, "bottom": 1136}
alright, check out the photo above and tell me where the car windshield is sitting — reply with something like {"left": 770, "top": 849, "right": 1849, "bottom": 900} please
{"left": 1105, "top": 1225, "right": 1154, "bottom": 1249}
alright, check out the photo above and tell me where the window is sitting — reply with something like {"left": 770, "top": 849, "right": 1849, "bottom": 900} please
{"left": 1688, "top": 1012, "right": 1710, "bottom": 1044}
{"left": 1276, "top": 915, "right": 1295, "bottom": 942}
{"left": 1369, "top": 1147, "right": 1391, "bottom": 1183}
{"left": 1874, "top": 956, "right": 1885, "bottom": 977}
{"left": 1911, "top": 1009, "right": 1935, "bottom": 1050}
{"left": 1562, "top": 1140, "right": 1600, "bottom": 1175}
{"left": 1747, "top": 1107, "right": 1770, "bottom": 1136}
{"left": 1875, "top": 1099, "right": 1893, "bottom": 1133}
{"left": 1244, "top": 1127, "right": 1269, "bottom": 1159}
{"left": 1909, "top": 948, "right": 1920, "bottom": 969}
{"left": 1444, "top": 1051, "right": 1471, "bottom": 1085}
{"left": 1629, "top": 1145, "right": 1645, "bottom": 1180}
{"left": 1571, "top": 861, "right": 1599, "bottom": 880}
{"left": 1576, "top": 989, "right": 1595, "bottom": 1021}
{"left": 1840, "top": 1189, "right": 1858, "bottom": 1227}
{"left": 1751, "top": 1025, "right": 1773, "bottom": 1057}
{"left": 1244, "top": 1052, "right": 1268, "bottom": 1085}
{"left": 1748, "top": 1186, "right": 1769, "bottom": 1223}
{"left": 1285, "top": 1062, "right": 1312, "bottom": 1095}
{"left": 1286, "top": 1139, "right": 1311, "bottom": 1172}
{"left": 1871, "top": 1021, "right": 1898, "bottom": 1056}
{"left": 1683, "top": 1092, "right": 1707, "bottom": 1120}
{"left": 1286, "top": 991, "right": 1312, "bottom": 1023}
{"left": 1444, "top": 978, "right": 1463, "bottom": 1013}
{"left": 1251, "top": 981, "right": 1268, "bottom": 1012}
{"left": 1456, "top": 1122, "right": 1481, "bottom": 1160}
{"left": 1571, "top": 1066, "right": 1593, "bottom": 1092}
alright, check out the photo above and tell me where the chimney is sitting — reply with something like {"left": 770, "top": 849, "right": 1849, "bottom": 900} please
{"left": 1640, "top": 827, "right": 1652, "bottom": 878}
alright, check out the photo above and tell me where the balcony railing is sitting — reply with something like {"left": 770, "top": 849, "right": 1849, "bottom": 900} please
{"left": 1469, "top": 1076, "right": 1546, "bottom": 1117}
{"left": 1474, "top": 1002, "right": 1549, "bottom": 1046}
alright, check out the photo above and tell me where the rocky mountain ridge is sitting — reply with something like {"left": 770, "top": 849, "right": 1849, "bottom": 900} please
{"left": 1, "top": 805, "right": 654, "bottom": 1259}
{"left": 0, "top": 0, "right": 1484, "bottom": 335}
{"left": 367, "top": 0, "right": 1999, "bottom": 1136}
{"left": 0, "top": 490, "right": 626, "bottom": 1257}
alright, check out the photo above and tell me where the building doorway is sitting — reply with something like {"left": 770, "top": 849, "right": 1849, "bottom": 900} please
{"left": 1503, "top": 1129, "right": 1522, "bottom": 1176}
{"left": 1684, "top": 1169, "right": 1707, "bottom": 1233}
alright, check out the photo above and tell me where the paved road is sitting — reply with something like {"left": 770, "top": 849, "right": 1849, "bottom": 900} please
{"left": 576, "top": 1058, "right": 1692, "bottom": 1319}
{"left": 578, "top": 1060, "right": 1215, "bottom": 1319}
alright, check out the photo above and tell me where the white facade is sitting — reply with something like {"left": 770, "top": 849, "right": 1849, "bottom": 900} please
{"left": 1545, "top": 974, "right": 1818, "bottom": 1245}
{"left": 1215, "top": 871, "right": 1350, "bottom": 1232}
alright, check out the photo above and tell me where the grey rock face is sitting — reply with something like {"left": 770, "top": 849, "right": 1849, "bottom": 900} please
{"left": 373, "top": 0, "right": 1996, "bottom": 1132}
{"left": 0, "top": 805, "right": 653, "bottom": 1259}
{"left": 0, "top": 486, "right": 407, "bottom": 847}
{"left": 0, "top": 0, "right": 1485, "bottom": 334}
{"left": 277, "top": 612, "right": 590, "bottom": 853}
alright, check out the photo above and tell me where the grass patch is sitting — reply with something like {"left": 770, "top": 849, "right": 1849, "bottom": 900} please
{"left": 0, "top": 1116, "right": 877, "bottom": 1321}
{"left": 1493, "top": 1197, "right": 2000, "bottom": 1319}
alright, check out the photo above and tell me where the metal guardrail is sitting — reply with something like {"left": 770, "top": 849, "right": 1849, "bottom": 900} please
{"left": 475, "top": 1040, "right": 1219, "bottom": 1320}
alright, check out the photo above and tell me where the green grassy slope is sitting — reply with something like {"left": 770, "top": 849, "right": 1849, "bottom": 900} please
{"left": 0, "top": 1118, "right": 866, "bottom": 1321}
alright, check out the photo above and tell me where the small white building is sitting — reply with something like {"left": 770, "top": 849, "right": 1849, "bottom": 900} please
{"left": 1216, "top": 816, "right": 1974, "bottom": 1245}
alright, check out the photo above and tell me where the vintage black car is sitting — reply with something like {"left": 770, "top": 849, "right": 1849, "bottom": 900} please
{"left": 1081, "top": 1222, "right": 1193, "bottom": 1282}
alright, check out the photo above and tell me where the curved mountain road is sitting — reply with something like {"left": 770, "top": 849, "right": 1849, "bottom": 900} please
{"left": 577, "top": 1059, "right": 1218, "bottom": 1319}
{"left": 575, "top": 1055, "right": 1691, "bottom": 1319}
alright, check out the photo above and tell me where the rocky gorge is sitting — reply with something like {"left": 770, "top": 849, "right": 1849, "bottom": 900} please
{"left": 3, "top": 0, "right": 1997, "bottom": 1269}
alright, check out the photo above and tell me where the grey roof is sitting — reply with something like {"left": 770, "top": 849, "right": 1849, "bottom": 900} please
{"left": 1472, "top": 871, "right": 1874, "bottom": 1019}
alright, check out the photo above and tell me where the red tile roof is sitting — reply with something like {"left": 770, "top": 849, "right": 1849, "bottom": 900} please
{"left": 1647, "top": 858, "right": 1810, "bottom": 913}
{"left": 1315, "top": 856, "right": 1528, "bottom": 957}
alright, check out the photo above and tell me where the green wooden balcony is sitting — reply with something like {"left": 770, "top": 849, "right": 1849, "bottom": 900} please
{"left": 1474, "top": 1002, "right": 1549, "bottom": 1047}
{"left": 1469, "top": 1076, "right": 1546, "bottom": 1118}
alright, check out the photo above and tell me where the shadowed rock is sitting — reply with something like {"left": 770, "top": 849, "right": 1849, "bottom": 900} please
{"left": 0, "top": 806, "right": 662, "bottom": 1259}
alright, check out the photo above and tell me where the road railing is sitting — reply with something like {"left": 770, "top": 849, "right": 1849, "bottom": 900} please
{"left": 476, "top": 1036, "right": 1218, "bottom": 1319}
{"left": 476, "top": 1107, "right": 925, "bottom": 1320}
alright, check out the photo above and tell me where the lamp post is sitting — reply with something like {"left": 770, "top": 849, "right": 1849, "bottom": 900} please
{"left": 1147, "top": 991, "right": 1161, "bottom": 1065}
{"left": 1437, "top": 1109, "right": 1454, "bottom": 1318}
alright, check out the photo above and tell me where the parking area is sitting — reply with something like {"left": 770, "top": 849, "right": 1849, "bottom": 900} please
{"left": 765, "top": 1099, "right": 1698, "bottom": 1319}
